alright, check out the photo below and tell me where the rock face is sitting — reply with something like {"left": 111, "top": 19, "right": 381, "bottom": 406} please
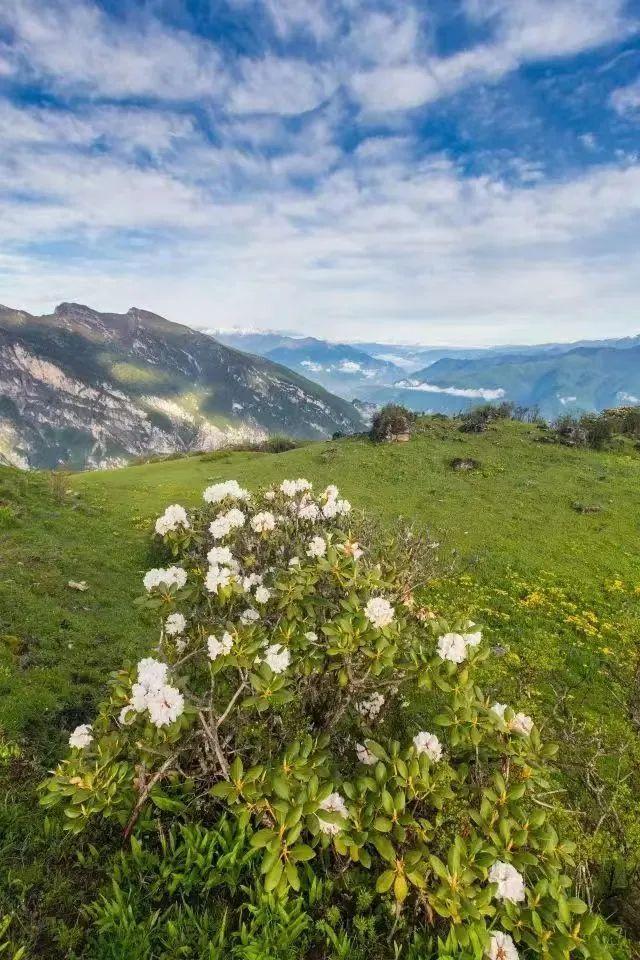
{"left": 0, "top": 303, "right": 364, "bottom": 469}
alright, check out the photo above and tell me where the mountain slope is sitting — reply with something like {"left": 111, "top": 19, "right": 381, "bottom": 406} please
{"left": 214, "top": 331, "right": 404, "bottom": 398}
{"left": 0, "top": 303, "right": 363, "bottom": 469}
{"left": 400, "top": 344, "right": 640, "bottom": 418}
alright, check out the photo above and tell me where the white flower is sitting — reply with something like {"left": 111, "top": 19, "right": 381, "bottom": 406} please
{"left": 207, "top": 546, "right": 235, "bottom": 567}
{"left": 491, "top": 704, "right": 533, "bottom": 736}
{"left": 413, "top": 731, "right": 443, "bottom": 762}
{"left": 69, "top": 724, "right": 93, "bottom": 749}
{"left": 264, "top": 643, "right": 291, "bottom": 674}
{"left": 307, "top": 535, "right": 327, "bottom": 558}
{"left": 357, "top": 692, "right": 385, "bottom": 720}
{"left": 155, "top": 504, "right": 190, "bottom": 536}
{"left": 203, "top": 480, "right": 250, "bottom": 504}
{"left": 318, "top": 792, "right": 348, "bottom": 835}
{"left": 463, "top": 629, "right": 482, "bottom": 647}
{"left": 323, "top": 484, "right": 339, "bottom": 500}
{"left": 488, "top": 862, "right": 526, "bottom": 903}
{"left": 511, "top": 712, "right": 533, "bottom": 735}
{"left": 250, "top": 511, "right": 276, "bottom": 534}
{"left": 118, "top": 705, "right": 136, "bottom": 725}
{"left": 336, "top": 499, "right": 351, "bottom": 515}
{"left": 131, "top": 682, "right": 150, "bottom": 712}
{"left": 146, "top": 684, "right": 185, "bottom": 728}
{"left": 340, "top": 540, "right": 364, "bottom": 560}
{"left": 143, "top": 566, "right": 187, "bottom": 592}
{"left": 205, "top": 564, "right": 235, "bottom": 593}
{"left": 364, "top": 597, "right": 394, "bottom": 629}
{"left": 240, "top": 607, "right": 260, "bottom": 625}
{"left": 356, "top": 743, "right": 377, "bottom": 766}
{"left": 288, "top": 556, "right": 300, "bottom": 567}
{"left": 280, "top": 478, "right": 311, "bottom": 496}
{"left": 322, "top": 498, "right": 339, "bottom": 518}
{"left": 209, "top": 514, "right": 233, "bottom": 540}
{"left": 437, "top": 632, "right": 468, "bottom": 664}
{"left": 254, "top": 585, "right": 271, "bottom": 604}
{"left": 488, "top": 932, "right": 519, "bottom": 960}
{"left": 165, "top": 612, "right": 186, "bottom": 637}
{"left": 304, "top": 631, "right": 318, "bottom": 642}
{"left": 298, "top": 500, "right": 320, "bottom": 521}
{"left": 242, "top": 572, "right": 263, "bottom": 591}
{"left": 209, "top": 508, "right": 245, "bottom": 540}
{"left": 264, "top": 489, "right": 276, "bottom": 501}
{"left": 207, "top": 632, "right": 234, "bottom": 660}
{"left": 137, "top": 657, "right": 169, "bottom": 690}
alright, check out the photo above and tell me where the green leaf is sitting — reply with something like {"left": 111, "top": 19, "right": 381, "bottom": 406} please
{"left": 394, "top": 873, "right": 409, "bottom": 902}
{"left": 376, "top": 870, "right": 395, "bottom": 893}
{"left": 290, "top": 844, "right": 315, "bottom": 862}
{"left": 372, "top": 835, "right": 396, "bottom": 863}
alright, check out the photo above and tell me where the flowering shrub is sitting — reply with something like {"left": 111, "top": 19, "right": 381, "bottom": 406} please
{"left": 41, "top": 478, "right": 612, "bottom": 959}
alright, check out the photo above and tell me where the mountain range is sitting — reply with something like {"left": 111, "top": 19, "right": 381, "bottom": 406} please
{"left": 216, "top": 329, "right": 640, "bottom": 418}
{"left": 0, "top": 304, "right": 363, "bottom": 470}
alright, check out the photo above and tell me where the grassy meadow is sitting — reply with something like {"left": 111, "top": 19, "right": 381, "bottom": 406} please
{"left": 1, "top": 417, "right": 639, "bottom": 956}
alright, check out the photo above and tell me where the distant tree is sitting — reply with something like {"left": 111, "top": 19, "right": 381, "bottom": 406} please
{"left": 369, "top": 404, "right": 413, "bottom": 443}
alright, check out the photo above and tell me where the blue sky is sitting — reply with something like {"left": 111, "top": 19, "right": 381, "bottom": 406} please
{"left": 0, "top": 0, "right": 639, "bottom": 345}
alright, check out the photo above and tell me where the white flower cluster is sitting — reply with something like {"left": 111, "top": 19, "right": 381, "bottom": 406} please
{"left": 280, "top": 478, "right": 312, "bottom": 496}
{"left": 122, "top": 658, "right": 185, "bottom": 729}
{"left": 205, "top": 564, "right": 236, "bottom": 594}
{"left": 357, "top": 691, "right": 385, "bottom": 720}
{"left": 321, "top": 485, "right": 351, "bottom": 519}
{"left": 250, "top": 511, "right": 276, "bottom": 534}
{"left": 436, "top": 628, "right": 483, "bottom": 664}
{"left": 488, "top": 861, "right": 526, "bottom": 903}
{"left": 412, "top": 730, "right": 443, "bottom": 762}
{"left": 69, "top": 723, "right": 93, "bottom": 749}
{"left": 298, "top": 498, "right": 320, "bottom": 521}
{"left": 143, "top": 566, "right": 187, "bottom": 592}
{"left": 155, "top": 503, "right": 190, "bottom": 536}
{"left": 263, "top": 643, "right": 290, "bottom": 674}
{"left": 207, "top": 631, "right": 234, "bottom": 660}
{"left": 165, "top": 612, "right": 186, "bottom": 637}
{"left": 242, "top": 572, "right": 263, "bottom": 591}
{"left": 306, "top": 535, "right": 327, "bottom": 558}
{"left": 364, "top": 597, "right": 395, "bottom": 629}
{"left": 491, "top": 703, "right": 533, "bottom": 736}
{"left": 488, "top": 932, "right": 519, "bottom": 960}
{"left": 254, "top": 585, "right": 271, "bottom": 604}
{"left": 240, "top": 607, "right": 260, "bottom": 625}
{"left": 356, "top": 742, "right": 377, "bottom": 766}
{"left": 203, "top": 480, "right": 250, "bottom": 504}
{"left": 317, "top": 791, "right": 348, "bottom": 835}
{"left": 209, "top": 508, "right": 245, "bottom": 540}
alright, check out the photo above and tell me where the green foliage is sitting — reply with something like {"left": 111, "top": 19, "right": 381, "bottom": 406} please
{"left": 1, "top": 420, "right": 640, "bottom": 955}
{"left": 40, "top": 479, "right": 614, "bottom": 958}
{"left": 369, "top": 404, "right": 414, "bottom": 442}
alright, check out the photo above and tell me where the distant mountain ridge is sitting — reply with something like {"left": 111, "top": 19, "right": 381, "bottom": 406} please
{"left": 0, "top": 304, "right": 363, "bottom": 469}
{"left": 214, "top": 328, "right": 640, "bottom": 418}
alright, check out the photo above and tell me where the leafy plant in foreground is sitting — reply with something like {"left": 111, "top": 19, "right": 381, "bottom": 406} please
{"left": 42, "top": 477, "right": 612, "bottom": 958}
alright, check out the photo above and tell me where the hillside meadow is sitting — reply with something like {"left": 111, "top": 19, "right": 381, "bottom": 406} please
{"left": 1, "top": 417, "right": 639, "bottom": 956}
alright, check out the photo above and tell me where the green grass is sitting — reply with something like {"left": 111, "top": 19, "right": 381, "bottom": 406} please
{"left": 1, "top": 418, "right": 639, "bottom": 955}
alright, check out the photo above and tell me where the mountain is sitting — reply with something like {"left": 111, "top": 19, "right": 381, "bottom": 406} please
{"left": 396, "top": 343, "right": 640, "bottom": 418}
{"left": 215, "top": 330, "right": 640, "bottom": 417}
{"left": 213, "top": 331, "right": 404, "bottom": 399}
{"left": 0, "top": 304, "right": 363, "bottom": 470}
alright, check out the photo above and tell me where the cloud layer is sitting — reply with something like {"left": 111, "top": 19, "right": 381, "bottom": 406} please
{"left": 0, "top": 0, "right": 639, "bottom": 344}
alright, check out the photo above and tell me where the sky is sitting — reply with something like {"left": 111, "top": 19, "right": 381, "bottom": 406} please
{"left": 0, "top": 0, "right": 640, "bottom": 346}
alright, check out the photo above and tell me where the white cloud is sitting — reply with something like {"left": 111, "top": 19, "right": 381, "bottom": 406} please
{"left": 398, "top": 380, "right": 506, "bottom": 400}
{"left": 0, "top": 0, "right": 223, "bottom": 100}
{"left": 350, "top": 0, "right": 635, "bottom": 113}
{"left": 228, "top": 55, "right": 337, "bottom": 115}
{"left": 611, "top": 77, "right": 640, "bottom": 113}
